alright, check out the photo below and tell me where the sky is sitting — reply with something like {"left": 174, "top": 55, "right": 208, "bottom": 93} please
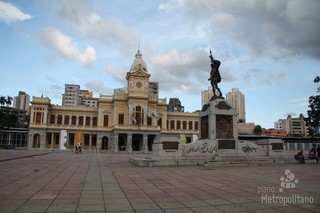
{"left": 0, "top": 0, "right": 319, "bottom": 129}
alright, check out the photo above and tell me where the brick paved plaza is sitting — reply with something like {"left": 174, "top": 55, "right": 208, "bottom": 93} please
{"left": 0, "top": 150, "right": 319, "bottom": 213}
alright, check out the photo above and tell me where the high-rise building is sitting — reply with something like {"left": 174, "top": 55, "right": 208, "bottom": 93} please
{"left": 226, "top": 88, "right": 245, "bottom": 123}
{"left": 274, "top": 115, "right": 308, "bottom": 137}
{"left": 13, "top": 91, "right": 30, "bottom": 115}
{"left": 62, "top": 84, "right": 81, "bottom": 106}
{"left": 201, "top": 86, "right": 213, "bottom": 107}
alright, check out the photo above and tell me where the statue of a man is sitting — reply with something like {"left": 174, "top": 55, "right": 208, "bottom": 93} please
{"left": 208, "top": 50, "right": 222, "bottom": 97}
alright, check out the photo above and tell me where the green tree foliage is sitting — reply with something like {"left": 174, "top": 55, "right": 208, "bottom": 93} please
{"left": 254, "top": 125, "right": 262, "bottom": 135}
{"left": 306, "top": 76, "right": 320, "bottom": 135}
{"left": 0, "top": 112, "right": 19, "bottom": 128}
{"left": 0, "top": 95, "right": 22, "bottom": 128}
{"left": 0, "top": 96, "right": 6, "bottom": 106}
{"left": 0, "top": 95, "right": 13, "bottom": 106}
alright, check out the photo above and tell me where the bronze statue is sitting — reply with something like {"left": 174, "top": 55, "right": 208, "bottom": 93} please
{"left": 208, "top": 50, "right": 222, "bottom": 97}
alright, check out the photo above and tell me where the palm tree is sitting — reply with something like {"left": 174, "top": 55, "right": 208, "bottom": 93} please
{"left": 0, "top": 96, "right": 6, "bottom": 106}
{"left": 5, "top": 96, "right": 13, "bottom": 106}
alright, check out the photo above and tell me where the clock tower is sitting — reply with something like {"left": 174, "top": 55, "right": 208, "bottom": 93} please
{"left": 126, "top": 50, "right": 150, "bottom": 99}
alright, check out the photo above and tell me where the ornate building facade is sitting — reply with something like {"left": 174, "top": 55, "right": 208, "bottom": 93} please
{"left": 28, "top": 51, "right": 199, "bottom": 152}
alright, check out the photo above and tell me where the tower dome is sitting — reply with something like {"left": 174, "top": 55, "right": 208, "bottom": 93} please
{"left": 130, "top": 50, "right": 148, "bottom": 72}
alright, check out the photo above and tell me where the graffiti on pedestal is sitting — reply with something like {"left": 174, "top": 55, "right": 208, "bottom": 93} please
{"left": 241, "top": 145, "right": 258, "bottom": 153}
{"left": 186, "top": 142, "right": 218, "bottom": 154}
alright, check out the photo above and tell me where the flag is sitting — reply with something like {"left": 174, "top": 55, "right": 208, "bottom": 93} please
{"left": 131, "top": 112, "right": 137, "bottom": 123}
{"left": 148, "top": 107, "right": 159, "bottom": 120}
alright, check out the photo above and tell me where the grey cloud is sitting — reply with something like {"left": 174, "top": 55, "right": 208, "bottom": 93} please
{"left": 59, "top": 0, "right": 139, "bottom": 52}
{"left": 148, "top": 49, "right": 212, "bottom": 94}
{"left": 168, "top": 0, "right": 320, "bottom": 59}
{"left": 104, "top": 48, "right": 215, "bottom": 95}
{"left": 84, "top": 80, "right": 113, "bottom": 95}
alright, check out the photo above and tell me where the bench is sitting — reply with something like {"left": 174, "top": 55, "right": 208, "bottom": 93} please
{"left": 295, "top": 158, "right": 318, "bottom": 164}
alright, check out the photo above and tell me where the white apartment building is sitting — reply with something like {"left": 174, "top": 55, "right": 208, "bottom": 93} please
{"left": 274, "top": 119, "right": 287, "bottom": 130}
{"left": 201, "top": 86, "right": 213, "bottom": 108}
{"left": 226, "top": 88, "right": 246, "bottom": 123}
{"left": 62, "top": 84, "right": 81, "bottom": 106}
{"left": 13, "top": 91, "right": 30, "bottom": 115}
{"left": 274, "top": 115, "right": 308, "bottom": 136}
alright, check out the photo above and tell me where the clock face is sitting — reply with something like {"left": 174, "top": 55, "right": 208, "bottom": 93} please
{"left": 136, "top": 82, "right": 142, "bottom": 88}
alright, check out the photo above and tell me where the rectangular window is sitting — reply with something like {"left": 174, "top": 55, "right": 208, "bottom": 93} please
{"left": 188, "top": 121, "right": 193, "bottom": 130}
{"left": 170, "top": 120, "right": 175, "bottom": 129}
{"left": 50, "top": 115, "right": 55, "bottom": 124}
{"left": 92, "top": 117, "right": 97, "bottom": 126}
{"left": 64, "top": 115, "right": 69, "bottom": 125}
{"left": 57, "top": 115, "right": 62, "bottom": 125}
{"left": 147, "top": 116, "right": 152, "bottom": 126}
{"left": 71, "top": 116, "right": 76, "bottom": 125}
{"left": 118, "top": 114, "right": 124, "bottom": 125}
{"left": 195, "top": 121, "right": 199, "bottom": 130}
{"left": 158, "top": 118, "right": 162, "bottom": 128}
{"left": 79, "top": 116, "right": 83, "bottom": 125}
{"left": 177, "top": 121, "right": 181, "bottom": 130}
{"left": 183, "top": 121, "right": 187, "bottom": 130}
{"left": 36, "top": 112, "right": 42, "bottom": 124}
{"left": 85, "top": 117, "right": 90, "bottom": 126}
{"left": 103, "top": 115, "right": 108, "bottom": 127}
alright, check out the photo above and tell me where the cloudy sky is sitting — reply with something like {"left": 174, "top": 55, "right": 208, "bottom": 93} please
{"left": 0, "top": 0, "right": 319, "bottom": 128}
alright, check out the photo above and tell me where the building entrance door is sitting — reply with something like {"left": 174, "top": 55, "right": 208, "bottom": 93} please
{"left": 101, "top": 136, "right": 108, "bottom": 150}
{"left": 132, "top": 134, "right": 143, "bottom": 151}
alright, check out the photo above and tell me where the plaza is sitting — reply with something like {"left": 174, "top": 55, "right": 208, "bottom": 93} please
{"left": 0, "top": 150, "right": 319, "bottom": 213}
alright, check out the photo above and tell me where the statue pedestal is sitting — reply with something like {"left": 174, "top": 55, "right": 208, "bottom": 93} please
{"left": 152, "top": 136, "right": 182, "bottom": 160}
{"left": 199, "top": 98, "right": 238, "bottom": 150}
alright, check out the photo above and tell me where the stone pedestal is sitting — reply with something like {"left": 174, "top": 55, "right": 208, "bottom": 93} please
{"left": 199, "top": 97, "right": 238, "bottom": 150}
{"left": 152, "top": 136, "right": 182, "bottom": 159}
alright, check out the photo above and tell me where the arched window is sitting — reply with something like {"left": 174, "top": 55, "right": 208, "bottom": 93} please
{"left": 132, "top": 106, "right": 144, "bottom": 126}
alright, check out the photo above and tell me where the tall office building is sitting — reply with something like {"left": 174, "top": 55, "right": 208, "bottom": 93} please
{"left": 62, "top": 84, "right": 81, "bottom": 106}
{"left": 201, "top": 86, "right": 213, "bottom": 107}
{"left": 274, "top": 115, "right": 308, "bottom": 136}
{"left": 226, "top": 88, "right": 245, "bottom": 123}
{"left": 13, "top": 91, "right": 30, "bottom": 115}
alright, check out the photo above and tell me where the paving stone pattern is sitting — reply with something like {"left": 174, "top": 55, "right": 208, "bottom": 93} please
{"left": 0, "top": 150, "right": 319, "bottom": 213}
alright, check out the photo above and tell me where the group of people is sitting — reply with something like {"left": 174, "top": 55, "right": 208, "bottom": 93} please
{"left": 74, "top": 144, "right": 82, "bottom": 154}
{"left": 295, "top": 145, "right": 320, "bottom": 164}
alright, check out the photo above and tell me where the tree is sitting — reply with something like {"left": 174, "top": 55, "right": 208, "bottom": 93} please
{"left": 0, "top": 95, "right": 13, "bottom": 107}
{"left": 0, "top": 112, "right": 19, "bottom": 128}
{"left": 306, "top": 76, "right": 320, "bottom": 135}
{"left": 5, "top": 96, "right": 13, "bottom": 106}
{"left": 254, "top": 125, "right": 262, "bottom": 135}
{"left": 0, "top": 96, "right": 6, "bottom": 106}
